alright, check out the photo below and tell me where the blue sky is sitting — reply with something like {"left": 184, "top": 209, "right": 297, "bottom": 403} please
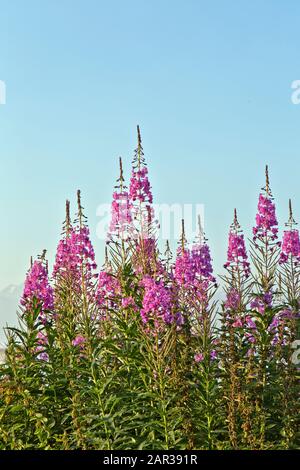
{"left": 1, "top": 0, "right": 300, "bottom": 292}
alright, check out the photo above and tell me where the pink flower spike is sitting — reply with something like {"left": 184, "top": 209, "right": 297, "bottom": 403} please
{"left": 225, "top": 209, "right": 250, "bottom": 277}
{"left": 279, "top": 200, "right": 300, "bottom": 264}
{"left": 72, "top": 335, "right": 86, "bottom": 347}
{"left": 21, "top": 254, "right": 53, "bottom": 321}
{"left": 253, "top": 167, "right": 278, "bottom": 241}
{"left": 194, "top": 353, "right": 204, "bottom": 363}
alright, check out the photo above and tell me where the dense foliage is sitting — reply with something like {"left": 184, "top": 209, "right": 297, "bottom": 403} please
{"left": 0, "top": 128, "right": 299, "bottom": 449}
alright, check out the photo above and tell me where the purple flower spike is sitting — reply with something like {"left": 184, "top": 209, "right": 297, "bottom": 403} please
{"left": 21, "top": 255, "right": 54, "bottom": 320}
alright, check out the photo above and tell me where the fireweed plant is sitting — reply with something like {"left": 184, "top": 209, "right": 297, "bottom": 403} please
{"left": 0, "top": 130, "right": 299, "bottom": 450}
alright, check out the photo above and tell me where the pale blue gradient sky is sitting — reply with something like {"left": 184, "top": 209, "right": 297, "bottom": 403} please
{"left": 1, "top": 0, "right": 300, "bottom": 291}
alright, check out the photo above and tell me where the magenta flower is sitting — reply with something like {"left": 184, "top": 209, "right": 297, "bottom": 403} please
{"left": 53, "top": 193, "right": 97, "bottom": 301}
{"left": 245, "top": 316, "right": 257, "bottom": 329}
{"left": 191, "top": 242, "right": 215, "bottom": 283}
{"left": 140, "top": 275, "right": 177, "bottom": 326}
{"left": 174, "top": 220, "right": 216, "bottom": 321}
{"left": 252, "top": 167, "right": 278, "bottom": 241}
{"left": 280, "top": 308, "right": 296, "bottom": 319}
{"left": 35, "top": 330, "right": 49, "bottom": 361}
{"left": 232, "top": 317, "right": 243, "bottom": 328}
{"left": 224, "top": 209, "right": 250, "bottom": 277}
{"left": 280, "top": 229, "right": 300, "bottom": 264}
{"left": 132, "top": 237, "right": 161, "bottom": 275}
{"left": 251, "top": 297, "right": 263, "bottom": 314}
{"left": 191, "top": 217, "right": 216, "bottom": 288}
{"left": 37, "top": 331, "right": 48, "bottom": 345}
{"left": 250, "top": 291, "right": 273, "bottom": 314}
{"left": 129, "top": 127, "right": 155, "bottom": 239}
{"left": 194, "top": 353, "right": 204, "bottom": 363}
{"left": 53, "top": 225, "right": 97, "bottom": 292}
{"left": 35, "top": 346, "right": 49, "bottom": 362}
{"left": 267, "top": 308, "right": 297, "bottom": 347}
{"left": 224, "top": 288, "right": 241, "bottom": 311}
{"left": 109, "top": 191, "right": 132, "bottom": 238}
{"left": 72, "top": 335, "right": 86, "bottom": 347}
{"left": 244, "top": 332, "right": 256, "bottom": 344}
{"left": 129, "top": 127, "right": 153, "bottom": 205}
{"left": 53, "top": 233, "right": 76, "bottom": 280}
{"left": 279, "top": 202, "right": 300, "bottom": 264}
{"left": 121, "top": 296, "right": 136, "bottom": 309}
{"left": 96, "top": 270, "right": 121, "bottom": 313}
{"left": 174, "top": 218, "right": 215, "bottom": 289}
{"left": 253, "top": 194, "right": 278, "bottom": 241}
{"left": 225, "top": 231, "right": 250, "bottom": 274}
{"left": 21, "top": 258, "right": 54, "bottom": 320}
{"left": 129, "top": 166, "right": 153, "bottom": 205}
{"left": 108, "top": 158, "right": 133, "bottom": 240}
{"left": 174, "top": 248, "right": 194, "bottom": 287}
{"left": 210, "top": 350, "right": 217, "bottom": 360}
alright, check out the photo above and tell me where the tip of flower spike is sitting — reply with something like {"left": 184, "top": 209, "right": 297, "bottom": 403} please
{"left": 262, "top": 164, "right": 272, "bottom": 197}
{"left": 287, "top": 198, "right": 297, "bottom": 227}
{"left": 137, "top": 125, "right": 141, "bottom": 145}
{"left": 38, "top": 249, "right": 47, "bottom": 262}
{"left": 197, "top": 215, "right": 205, "bottom": 245}
{"left": 164, "top": 240, "right": 172, "bottom": 260}
{"left": 65, "top": 199, "right": 71, "bottom": 232}
{"left": 265, "top": 165, "right": 269, "bottom": 193}
{"left": 105, "top": 246, "right": 109, "bottom": 265}
{"left": 278, "top": 272, "right": 282, "bottom": 291}
{"left": 116, "top": 157, "right": 126, "bottom": 190}
{"left": 75, "top": 189, "right": 87, "bottom": 226}
{"left": 231, "top": 208, "right": 241, "bottom": 232}
{"left": 180, "top": 219, "right": 186, "bottom": 251}
{"left": 234, "top": 208, "right": 238, "bottom": 225}
{"left": 77, "top": 189, "right": 81, "bottom": 208}
{"left": 132, "top": 125, "right": 145, "bottom": 169}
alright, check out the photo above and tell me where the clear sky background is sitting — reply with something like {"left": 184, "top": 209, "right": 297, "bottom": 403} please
{"left": 1, "top": 0, "right": 300, "bottom": 294}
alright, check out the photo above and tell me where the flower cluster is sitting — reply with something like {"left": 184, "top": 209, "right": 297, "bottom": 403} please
{"left": 129, "top": 127, "right": 155, "bottom": 238}
{"left": 109, "top": 191, "right": 132, "bottom": 238}
{"left": 224, "top": 231, "right": 250, "bottom": 276}
{"left": 279, "top": 229, "right": 300, "bottom": 264}
{"left": 108, "top": 158, "right": 133, "bottom": 240}
{"left": 21, "top": 259, "right": 54, "bottom": 320}
{"left": 129, "top": 166, "right": 153, "bottom": 205}
{"left": 191, "top": 243, "right": 215, "bottom": 283}
{"left": 250, "top": 291, "right": 273, "bottom": 314}
{"left": 72, "top": 335, "right": 86, "bottom": 348}
{"left": 96, "top": 270, "right": 121, "bottom": 313}
{"left": 175, "top": 242, "right": 215, "bottom": 290}
{"left": 132, "top": 237, "right": 160, "bottom": 275}
{"left": 35, "top": 330, "right": 49, "bottom": 361}
{"left": 140, "top": 275, "right": 179, "bottom": 327}
{"left": 267, "top": 309, "right": 296, "bottom": 347}
{"left": 174, "top": 248, "right": 194, "bottom": 287}
{"left": 224, "top": 288, "right": 241, "bottom": 311}
{"left": 253, "top": 194, "right": 278, "bottom": 241}
{"left": 53, "top": 226, "right": 97, "bottom": 290}
{"left": 121, "top": 296, "right": 136, "bottom": 309}
{"left": 194, "top": 349, "right": 217, "bottom": 363}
